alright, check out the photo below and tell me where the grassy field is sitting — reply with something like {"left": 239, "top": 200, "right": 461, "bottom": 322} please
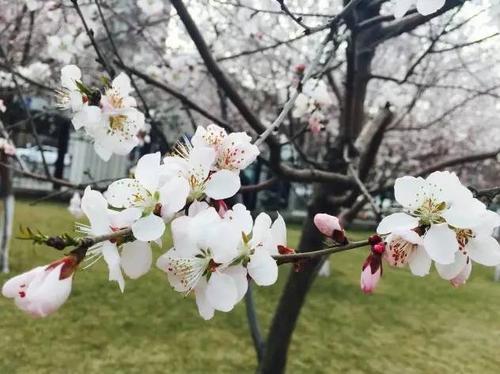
{"left": 1, "top": 200, "right": 500, "bottom": 373}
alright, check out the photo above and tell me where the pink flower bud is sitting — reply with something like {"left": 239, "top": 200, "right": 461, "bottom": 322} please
{"left": 307, "top": 115, "right": 323, "bottom": 135}
{"left": 314, "top": 213, "right": 342, "bottom": 237}
{"left": 360, "top": 262, "right": 381, "bottom": 294}
{"left": 372, "top": 242, "right": 385, "bottom": 255}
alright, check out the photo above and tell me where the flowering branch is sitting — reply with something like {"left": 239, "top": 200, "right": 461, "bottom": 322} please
{"left": 273, "top": 240, "right": 369, "bottom": 264}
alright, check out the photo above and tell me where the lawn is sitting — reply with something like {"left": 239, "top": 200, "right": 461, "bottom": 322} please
{"left": 1, "top": 200, "right": 500, "bottom": 373}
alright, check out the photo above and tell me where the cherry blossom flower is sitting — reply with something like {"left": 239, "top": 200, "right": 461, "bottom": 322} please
{"left": 0, "top": 99, "right": 6, "bottom": 113}
{"left": 223, "top": 204, "right": 285, "bottom": 286}
{"left": 156, "top": 206, "right": 244, "bottom": 319}
{"left": 435, "top": 210, "right": 500, "bottom": 283}
{"left": 87, "top": 73, "right": 145, "bottom": 161}
{"left": 393, "top": 0, "right": 446, "bottom": 19}
{"left": 383, "top": 229, "right": 431, "bottom": 276}
{"left": 105, "top": 152, "right": 190, "bottom": 241}
{"left": 191, "top": 124, "right": 260, "bottom": 172}
{"left": 80, "top": 187, "right": 152, "bottom": 291}
{"left": 163, "top": 141, "right": 242, "bottom": 202}
{"left": 2, "top": 256, "right": 78, "bottom": 317}
{"left": 68, "top": 192, "right": 84, "bottom": 219}
{"left": 377, "top": 171, "right": 486, "bottom": 265}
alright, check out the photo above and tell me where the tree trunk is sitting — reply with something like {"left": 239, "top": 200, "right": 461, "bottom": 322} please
{"left": 0, "top": 153, "right": 14, "bottom": 273}
{"left": 258, "top": 186, "right": 339, "bottom": 373}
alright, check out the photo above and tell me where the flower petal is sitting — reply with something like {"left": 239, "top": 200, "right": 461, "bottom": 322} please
{"left": 206, "top": 272, "right": 238, "bottom": 312}
{"left": 120, "top": 241, "right": 152, "bottom": 279}
{"left": 159, "top": 176, "right": 190, "bottom": 217}
{"left": 134, "top": 152, "right": 161, "bottom": 193}
{"left": 225, "top": 265, "right": 248, "bottom": 303}
{"left": 467, "top": 235, "right": 500, "bottom": 266}
{"left": 205, "top": 170, "right": 240, "bottom": 200}
{"left": 105, "top": 178, "right": 149, "bottom": 208}
{"left": 408, "top": 246, "right": 432, "bottom": 277}
{"left": 194, "top": 278, "right": 215, "bottom": 320}
{"left": 394, "top": 175, "right": 426, "bottom": 210}
{"left": 435, "top": 252, "right": 467, "bottom": 280}
{"left": 132, "top": 214, "right": 165, "bottom": 242}
{"left": 224, "top": 203, "right": 253, "bottom": 235}
{"left": 376, "top": 212, "right": 419, "bottom": 235}
{"left": 206, "top": 221, "right": 240, "bottom": 264}
{"left": 442, "top": 198, "right": 486, "bottom": 229}
{"left": 101, "top": 242, "right": 125, "bottom": 292}
{"left": 247, "top": 249, "right": 278, "bottom": 286}
{"left": 423, "top": 223, "right": 458, "bottom": 264}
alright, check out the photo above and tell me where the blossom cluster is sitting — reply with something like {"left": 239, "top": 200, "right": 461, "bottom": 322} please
{"left": 372, "top": 171, "right": 500, "bottom": 289}
{"left": 57, "top": 65, "right": 146, "bottom": 161}
{"left": 2, "top": 124, "right": 270, "bottom": 319}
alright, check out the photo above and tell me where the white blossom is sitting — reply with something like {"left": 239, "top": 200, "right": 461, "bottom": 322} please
{"left": 105, "top": 152, "right": 189, "bottom": 241}
{"left": 377, "top": 171, "right": 486, "bottom": 265}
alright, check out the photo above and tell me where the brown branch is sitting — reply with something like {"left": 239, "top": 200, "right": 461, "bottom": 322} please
{"left": 415, "top": 148, "right": 500, "bottom": 177}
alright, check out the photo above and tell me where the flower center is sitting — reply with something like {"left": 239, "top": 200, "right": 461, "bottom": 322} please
{"left": 456, "top": 229, "right": 474, "bottom": 255}
{"left": 414, "top": 198, "right": 446, "bottom": 225}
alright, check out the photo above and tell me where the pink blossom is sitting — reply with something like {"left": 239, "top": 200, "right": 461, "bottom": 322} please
{"left": 313, "top": 213, "right": 346, "bottom": 243}
{"left": 360, "top": 263, "right": 381, "bottom": 294}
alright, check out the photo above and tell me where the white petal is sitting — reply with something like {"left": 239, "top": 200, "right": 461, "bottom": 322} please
{"left": 108, "top": 207, "right": 142, "bottom": 228}
{"left": 72, "top": 105, "right": 102, "bottom": 130}
{"left": 206, "top": 221, "right": 240, "bottom": 264}
{"left": 206, "top": 272, "right": 238, "bottom": 312}
{"left": 93, "top": 141, "right": 112, "bottom": 162}
{"left": 61, "top": 64, "right": 81, "bottom": 89}
{"left": 442, "top": 198, "right": 486, "bottom": 229}
{"left": 188, "top": 201, "right": 210, "bottom": 217}
{"left": 394, "top": 176, "right": 426, "bottom": 210}
{"left": 101, "top": 242, "right": 125, "bottom": 292}
{"left": 408, "top": 246, "right": 432, "bottom": 276}
{"left": 376, "top": 212, "right": 419, "bottom": 235}
{"left": 159, "top": 176, "right": 190, "bottom": 216}
{"left": 132, "top": 214, "right": 165, "bottom": 241}
{"left": 416, "top": 0, "right": 445, "bottom": 16}
{"left": 435, "top": 252, "right": 467, "bottom": 280}
{"left": 81, "top": 187, "right": 111, "bottom": 235}
{"left": 188, "top": 146, "right": 215, "bottom": 180}
{"left": 21, "top": 264, "right": 73, "bottom": 318}
{"left": 225, "top": 265, "right": 248, "bottom": 303}
{"left": 135, "top": 152, "right": 161, "bottom": 193}
{"left": 105, "top": 178, "right": 149, "bottom": 208}
{"left": 112, "top": 72, "right": 134, "bottom": 97}
{"left": 250, "top": 213, "right": 272, "bottom": 247}
{"left": 467, "top": 235, "right": 500, "bottom": 266}
{"left": 394, "top": 0, "right": 414, "bottom": 18}
{"left": 120, "top": 241, "right": 152, "bottom": 279}
{"left": 205, "top": 170, "right": 240, "bottom": 200}
{"left": 247, "top": 249, "right": 278, "bottom": 286}
{"left": 224, "top": 203, "right": 253, "bottom": 235}
{"left": 194, "top": 279, "right": 215, "bottom": 320}
{"left": 2, "top": 266, "right": 45, "bottom": 298}
{"left": 423, "top": 223, "right": 458, "bottom": 264}
{"left": 270, "top": 213, "right": 287, "bottom": 248}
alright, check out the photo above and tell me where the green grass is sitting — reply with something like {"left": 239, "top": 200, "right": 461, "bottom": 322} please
{"left": 1, "top": 200, "right": 500, "bottom": 373}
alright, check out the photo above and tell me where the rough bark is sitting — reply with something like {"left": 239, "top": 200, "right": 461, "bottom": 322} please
{"left": 0, "top": 153, "right": 14, "bottom": 273}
